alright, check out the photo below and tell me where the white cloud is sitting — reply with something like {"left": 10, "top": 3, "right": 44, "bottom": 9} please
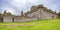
{"left": 12, "top": 0, "right": 27, "bottom": 7}
{"left": 1, "top": 6, "right": 15, "bottom": 15}
{"left": 1, "top": 0, "right": 60, "bottom": 15}
{"left": 27, "top": 0, "right": 38, "bottom": 3}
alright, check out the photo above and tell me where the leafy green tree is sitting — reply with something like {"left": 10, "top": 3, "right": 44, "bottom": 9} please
{"left": 0, "top": 13, "right": 3, "bottom": 18}
{"left": 0, "top": 13, "right": 3, "bottom": 22}
{"left": 58, "top": 12, "right": 60, "bottom": 18}
{"left": 7, "top": 12, "right": 12, "bottom": 16}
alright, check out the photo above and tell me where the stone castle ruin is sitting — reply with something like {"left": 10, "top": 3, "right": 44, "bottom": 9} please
{"left": 3, "top": 5, "right": 58, "bottom": 22}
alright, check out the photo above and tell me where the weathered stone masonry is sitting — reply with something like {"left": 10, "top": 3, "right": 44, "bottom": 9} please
{"left": 3, "top": 5, "right": 58, "bottom": 22}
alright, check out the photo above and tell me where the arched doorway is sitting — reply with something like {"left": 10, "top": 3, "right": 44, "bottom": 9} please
{"left": 0, "top": 18, "right": 3, "bottom": 22}
{"left": 12, "top": 18, "right": 14, "bottom": 22}
{"left": 52, "top": 16, "right": 54, "bottom": 19}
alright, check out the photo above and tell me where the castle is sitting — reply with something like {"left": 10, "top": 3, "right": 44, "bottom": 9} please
{"left": 3, "top": 5, "right": 58, "bottom": 22}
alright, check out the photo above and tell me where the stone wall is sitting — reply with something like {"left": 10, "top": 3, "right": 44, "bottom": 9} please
{"left": 3, "top": 6, "right": 58, "bottom": 22}
{"left": 3, "top": 8, "right": 57, "bottom": 22}
{"left": 26, "top": 9, "right": 40, "bottom": 20}
{"left": 3, "top": 16, "right": 13, "bottom": 22}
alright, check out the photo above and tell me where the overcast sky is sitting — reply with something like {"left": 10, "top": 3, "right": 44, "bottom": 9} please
{"left": 0, "top": 0, "right": 60, "bottom": 15}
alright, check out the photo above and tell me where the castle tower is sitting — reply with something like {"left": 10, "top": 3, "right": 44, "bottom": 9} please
{"left": 30, "top": 6, "right": 37, "bottom": 12}
{"left": 21, "top": 11, "right": 24, "bottom": 16}
{"left": 3, "top": 10, "right": 7, "bottom": 16}
{"left": 55, "top": 10, "right": 56, "bottom": 13}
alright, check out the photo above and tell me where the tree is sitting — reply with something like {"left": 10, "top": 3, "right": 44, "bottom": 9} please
{"left": 58, "top": 12, "right": 60, "bottom": 18}
{"left": 7, "top": 12, "right": 12, "bottom": 16}
{"left": 0, "top": 13, "right": 3, "bottom": 18}
{"left": 3, "top": 10, "right": 12, "bottom": 16}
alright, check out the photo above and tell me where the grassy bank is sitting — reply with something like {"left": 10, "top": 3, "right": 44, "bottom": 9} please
{"left": 0, "top": 19, "right": 60, "bottom": 30}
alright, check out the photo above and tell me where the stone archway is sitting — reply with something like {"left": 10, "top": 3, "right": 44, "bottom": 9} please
{"left": 12, "top": 18, "right": 14, "bottom": 22}
{"left": 52, "top": 16, "right": 54, "bottom": 19}
{"left": 0, "top": 18, "right": 3, "bottom": 22}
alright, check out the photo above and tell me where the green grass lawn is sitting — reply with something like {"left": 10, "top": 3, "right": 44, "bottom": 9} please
{"left": 0, "top": 19, "right": 60, "bottom": 30}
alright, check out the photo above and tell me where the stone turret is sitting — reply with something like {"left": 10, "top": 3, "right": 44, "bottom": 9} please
{"left": 3, "top": 10, "right": 7, "bottom": 16}
{"left": 55, "top": 10, "right": 56, "bottom": 13}
{"left": 30, "top": 6, "right": 37, "bottom": 12}
{"left": 21, "top": 11, "right": 24, "bottom": 16}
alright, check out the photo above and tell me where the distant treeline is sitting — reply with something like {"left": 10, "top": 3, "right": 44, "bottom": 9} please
{"left": 58, "top": 12, "right": 60, "bottom": 18}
